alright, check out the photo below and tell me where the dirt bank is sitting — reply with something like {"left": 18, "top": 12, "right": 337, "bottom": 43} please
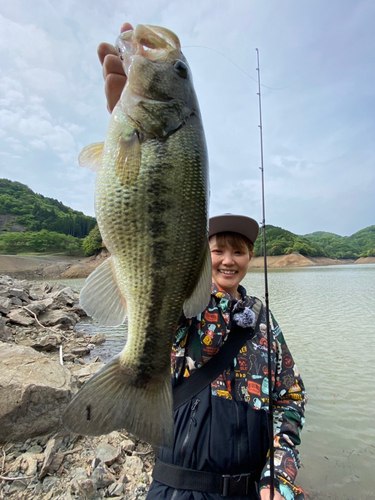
{"left": 248, "top": 253, "right": 356, "bottom": 268}
{"left": 0, "top": 252, "right": 109, "bottom": 281}
{"left": 0, "top": 251, "right": 371, "bottom": 282}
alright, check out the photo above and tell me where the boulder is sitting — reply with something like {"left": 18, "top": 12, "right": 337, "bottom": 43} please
{"left": 50, "top": 287, "right": 75, "bottom": 309}
{"left": 0, "top": 296, "right": 11, "bottom": 314}
{"left": 26, "top": 297, "right": 54, "bottom": 316}
{"left": 39, "top": 309, "right": 79, "bottom": 329}
{"left": 0, "top": 342, "right": 72, "bottom": 442}
{"left": 7, "top": 309, "right": 35, "bottom": 326}
{"left": 0, "top": 317, "right": 13, "bottom": 341}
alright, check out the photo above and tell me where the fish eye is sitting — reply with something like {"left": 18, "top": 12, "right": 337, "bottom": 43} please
{"left": 174, "top": 60, "right": 189, "bottom": 79}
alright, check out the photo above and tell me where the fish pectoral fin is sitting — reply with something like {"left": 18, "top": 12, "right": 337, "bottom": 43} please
{"left": 79, "top": 142, "right": 104, "bottom": 171}
{"left": 183, "top": 241, "right": 212, "bottom": 317}
{"left": 79, "top": 257, "right": 127, "bottom": 326}
{"left": 62, "top": 356, "right": 174, "bottom": 447}
{"left": 115, "top": 131, "right": 141, "bottom": 185}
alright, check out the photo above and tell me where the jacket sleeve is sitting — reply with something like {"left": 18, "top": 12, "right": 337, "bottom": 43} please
{"left": 260, "top": 312, "right": 307, "bottom": 500}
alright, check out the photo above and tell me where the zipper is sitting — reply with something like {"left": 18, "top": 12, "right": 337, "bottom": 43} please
{"left": 180, "top": 398, "right": 200, "bottom": 462}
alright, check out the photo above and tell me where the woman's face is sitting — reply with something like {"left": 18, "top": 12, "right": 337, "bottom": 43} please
{"left": 209, "top": 235, "right": 253, "bottom": 298}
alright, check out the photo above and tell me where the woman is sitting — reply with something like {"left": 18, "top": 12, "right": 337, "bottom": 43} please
{"left": 98, "top": 26, "right": 306, "bottom": 500}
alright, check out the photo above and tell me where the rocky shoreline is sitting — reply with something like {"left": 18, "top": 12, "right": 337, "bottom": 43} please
{"left": 0, "top": 274, "right": 154, "bottom": 500}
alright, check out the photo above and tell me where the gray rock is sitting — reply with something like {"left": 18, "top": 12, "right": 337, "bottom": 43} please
{"left": 11, "top": 296, "right": 23, "bottom": 306}
{"left": 9, "top": 287, "right": 30, "bottom": 302}
{"left": 26, "top": 297, "right": 54, "bottom": 316}
{"left": 125, "top": 456, "right": 144, "bottom": 475}
{"left": 31, "top": 334, "right": 62, "bottom": 352}
{"left": 95, "top": 443, "right": 120, "bottom": 465}
{"left": 108, "top": 481, "right": 126, "bottom": 496}
{"left": 91, "top": 463, "right": 116, "bottom": 489}
{"left": 121, "top": 439, "right": 136, "bottom": 453}
{"left": 0, "top": 342, "right": 72, "bottom": 441}
{"left": 39, "top": 309, "right": 79, "bottom": 329}
{"left": 7, "top": 309, "right": 35, "bottom": 326}
{"left": 29, "top": 282, "right": 51, "bottom": 300}
{"left": 50, "top": 287, "right": 75, "bottom": 309}
{"left": 91, "top": 332, "right": 106, "bottom": 345}
{"left": 42, "top": 476, "right": 60, "bottom": 493}
{"left": 71, "top": 346, "right": 91, "bottom": 356}
{"left": 0, "top": 296, "right": 11, "bottom": 314}
{"left": 0, "top": 316, "right": 13, "bottom": 341}
{"left": 72, "top": 362, "right": 105, "bottom": 387}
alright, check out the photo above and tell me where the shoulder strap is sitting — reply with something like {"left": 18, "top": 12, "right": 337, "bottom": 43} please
{"left": 173, "top": 298, "right": 263, "bottom": 410}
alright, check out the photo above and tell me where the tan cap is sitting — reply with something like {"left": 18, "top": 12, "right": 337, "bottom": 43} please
{"left": 208, "top": 214, "right": 259, "bottom": 245}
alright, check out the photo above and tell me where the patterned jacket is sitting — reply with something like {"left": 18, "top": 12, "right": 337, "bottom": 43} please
{"left": 170, "top": 282, "right": 307, "bottom": 499}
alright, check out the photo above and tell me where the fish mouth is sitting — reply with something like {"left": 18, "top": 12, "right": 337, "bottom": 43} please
{"left": 115, "top": 24, "right": 181, "bottom": 76}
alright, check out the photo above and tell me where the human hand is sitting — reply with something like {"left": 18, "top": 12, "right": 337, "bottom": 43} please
{"left": 260, "top": 488, "right": 285, "bottom": 500}
{"left": 97, "top": 22, "right": 133, "bottom": 113}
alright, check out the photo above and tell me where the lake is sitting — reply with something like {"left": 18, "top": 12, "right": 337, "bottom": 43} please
{"left": 59, "top": 264, "right": 375, "bottom": 500}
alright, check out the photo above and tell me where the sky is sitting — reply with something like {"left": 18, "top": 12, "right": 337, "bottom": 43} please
{"left": 1, "top": 0, "right": 374, "bottom": 237}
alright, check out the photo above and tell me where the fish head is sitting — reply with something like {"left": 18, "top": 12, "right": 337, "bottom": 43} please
{"left": 115, "top": 25, "right": 199, "bottom": 137}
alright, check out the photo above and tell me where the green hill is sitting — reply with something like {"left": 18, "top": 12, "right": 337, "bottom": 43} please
{"left": 304, "top": 226, "right": 375, "bottom": 258}
{"left": 254, "top": 225, "right": 375, "bottom": 259}
{"left": 0, "top": 179, "right": 96, "bottom": 238}
{"left": 254, "top": 225, "right": 326, "bottom": 257}
{"left": 0, "top": 179, "right": 96, "bottom": 256}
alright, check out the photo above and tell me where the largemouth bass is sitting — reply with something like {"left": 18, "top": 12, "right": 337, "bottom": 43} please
{"left": 63, "top": 25, "right": 211, "bottom": 446}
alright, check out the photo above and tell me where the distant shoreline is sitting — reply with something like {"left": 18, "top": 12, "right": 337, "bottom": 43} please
{"left": 249, "top": 253, "right": 375, "bottom": 268}
{"left": 0, "top": 252, "right": 374, "bottom": 281}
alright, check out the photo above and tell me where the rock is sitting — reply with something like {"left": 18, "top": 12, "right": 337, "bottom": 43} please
{"left": 50, "top": 287, "right": 75, "bottom": 309}
{"left": 91, "top": 332, "right": 106, "bottom": 345}
{"left": 108, "top": 481, "right": 126, "bottom": 496}
{"left": 42, "top": 476, "right": 60, "bottom": 493}
{"left": 0, "top": 296, "right": 11, "bottom": 314}
{"left": 8, "top": 287, "right": 30, "bottom": 302}
{"left": 0, "top": 342, "right": 72, "bottom": 442}
{"left": 31, "top": 334, "right": 62, "bottom": 352}
{"left": 40, "top": 434, "right": 64, "bottom": 478}
{"left": 39, "top": 309, "right": 79, "bottom": 329}
{"left": 29, "top": 282, "right": 52, "bottom": 300}
{"left": 124, "top": 456, "right": 144, "bottom": 475}
{"left": 121, "top": 439, "right": 136, "bottom": 453}
{"left": 71, "top": 346, "right": 90, "bottom": 356}
{"left": 72, "top": 363, "right": 105, "bottom": 387}
{"left": 7, "top": 309, "right": 35, "bottom": 326}
{"left": 11, "top": 296, "right": 23, "bottom": 306}
{"left": 0, "top": 316, "right": 13, "bottom": 342}
{"left": 26, "top": 297, "right": 54, "bottom": 316}
{"left": 91, "top": 462, "right": 116, "bottom": 489}
{"left": 95, "top": 443, "right": 121, "bottom": 465}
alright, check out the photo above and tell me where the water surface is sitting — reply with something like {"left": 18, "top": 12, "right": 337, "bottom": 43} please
{"left": 56, "top": 265, "right": 375, "bottom": 500}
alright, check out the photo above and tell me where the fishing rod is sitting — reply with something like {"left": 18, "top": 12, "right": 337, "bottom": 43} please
{"left": 256, "top": 48, "right": 275, "bottom": 500}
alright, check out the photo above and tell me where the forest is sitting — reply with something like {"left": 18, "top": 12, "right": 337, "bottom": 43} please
{"left": 1, "top": 179, "right": 374, "bottom": 258}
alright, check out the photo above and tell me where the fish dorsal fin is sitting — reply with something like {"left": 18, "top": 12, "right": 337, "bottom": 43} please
{"left": 79, "top": 256, "right": 127, "bottom": 326}
{"left": 79, "top": 142, "right": 104, "bottom": 172}
{"left": 183, "top": 242, "right": 212, "bottom": 318}
{"left": 115, "top": 131, "right": 142, "bottom": 185}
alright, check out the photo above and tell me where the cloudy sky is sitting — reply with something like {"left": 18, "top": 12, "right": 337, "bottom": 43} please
{"left": 1, "top": 0, "right": 374, "bottom": 236}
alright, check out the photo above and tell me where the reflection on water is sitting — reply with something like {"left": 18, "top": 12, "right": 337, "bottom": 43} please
{"left": 53, "top": 265, "right": 375, "bottom": 500}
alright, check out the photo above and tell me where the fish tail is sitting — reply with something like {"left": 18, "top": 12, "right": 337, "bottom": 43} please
{"left": 62, "top": 356, "right": 173, "bottom": 447}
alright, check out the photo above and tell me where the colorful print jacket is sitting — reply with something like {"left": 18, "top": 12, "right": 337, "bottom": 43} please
{"left": 170, "top": 283, "right": 307, "bottom": 500}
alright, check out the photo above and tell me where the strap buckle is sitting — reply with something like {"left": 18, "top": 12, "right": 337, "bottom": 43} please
{"left": 221, "top": 473, "right": 253, "bottom": 497}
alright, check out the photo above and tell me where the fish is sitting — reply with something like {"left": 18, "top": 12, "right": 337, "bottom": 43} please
{"left": 62, "top": 24, "right": 211, "bottom": 446}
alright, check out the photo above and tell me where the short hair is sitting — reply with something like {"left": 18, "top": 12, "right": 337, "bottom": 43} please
{"left": 209, "top": 231, "right": 254, "bottom": 253}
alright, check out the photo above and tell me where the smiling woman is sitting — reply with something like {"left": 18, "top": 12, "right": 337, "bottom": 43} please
{"left": 209, "top": 233, "right": 253, "bottom": 298}
{"left": 208, "top": 214, "right": 257, "bottom": 298}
